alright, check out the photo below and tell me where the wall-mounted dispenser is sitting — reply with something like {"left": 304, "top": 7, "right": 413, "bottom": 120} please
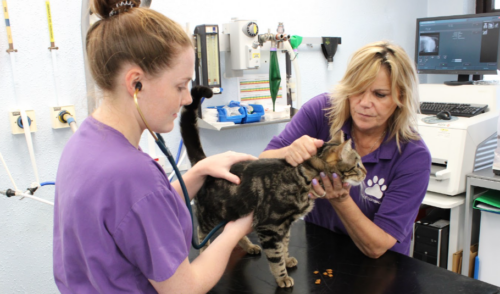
{"left": 321, "top": 37, "right": 341, "bottom": 70}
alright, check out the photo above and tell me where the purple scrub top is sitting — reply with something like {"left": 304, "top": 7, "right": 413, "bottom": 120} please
{"left": 265, "top": 93, "right": 431, "bottom": 255}
{"left": 53, "top": 116, "right": 192, "bottom": 293}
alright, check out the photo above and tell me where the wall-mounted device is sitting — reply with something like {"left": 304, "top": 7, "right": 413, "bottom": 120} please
{"left": 194, "top": 25, "right": 222, "bottom": 94}
{"left": 9, "top": 110, "right": 37, "bottom": 134}
{"left": 50, "top": 105, "right": 76, "bottom": 129}
{"left": 222, "top": 18, "right": 261, "bottom": 77}
{"left": 321, "top": 37, "right": 341, "bottom": 70}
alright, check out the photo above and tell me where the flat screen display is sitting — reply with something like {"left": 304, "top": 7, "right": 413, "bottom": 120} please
{"left": 415, "top": 13, "right": 500, "bottom": 75}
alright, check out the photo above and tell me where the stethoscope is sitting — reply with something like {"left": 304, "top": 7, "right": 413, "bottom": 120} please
{"left": 134, "top": 82, "right": 225, "bottom": 249}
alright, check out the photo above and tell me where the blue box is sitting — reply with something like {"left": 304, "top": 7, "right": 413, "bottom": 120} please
{"left": 208, "top": 103, "right": 265, "bottom": 124}
{"left": 243, "top": 104, "right": 265, "bottom": 123}
{"left": 208, "top": 106, "right": 245, "bottom": 124}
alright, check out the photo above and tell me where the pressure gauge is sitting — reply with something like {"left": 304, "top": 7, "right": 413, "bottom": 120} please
{"left": 194, "top": 25, "right": 222, "bottom": 92}
{"left": 243, "top": 22, "right": 259, "bottom": 37}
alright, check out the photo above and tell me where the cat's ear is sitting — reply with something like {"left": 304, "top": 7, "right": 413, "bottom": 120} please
{"left": 339, "top": 139, "right": 353, "bottom": 161}
{"left": 329, "top": 130, "right": 345, "bottom": 145}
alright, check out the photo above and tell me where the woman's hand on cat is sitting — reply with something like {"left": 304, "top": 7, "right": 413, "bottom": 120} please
{"left": 224, "top": 211, "right": 254, "bottom": 237}
{"left": 197, "top": 151, "right": 258, "bottom": 184}
{"left": 285, "top": 135, "right": 324, "bottom": 167}
{"left": 309, "top": 172, "right": 351, "bottom": 202}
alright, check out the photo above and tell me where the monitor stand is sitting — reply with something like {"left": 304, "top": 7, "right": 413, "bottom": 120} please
{"left": 444, "top": 74, "right": 482, "bottom": 86}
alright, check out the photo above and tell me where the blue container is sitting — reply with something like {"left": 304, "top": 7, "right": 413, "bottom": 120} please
{"left": 208, "top": 106, "right": 245, "bottom": 124}
{"left": 243, "top": 104, "right": 265, "bottom": 123}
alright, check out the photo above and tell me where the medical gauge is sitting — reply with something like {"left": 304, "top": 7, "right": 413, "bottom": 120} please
{"left": 244, "top": 21, "right": 258, "bottom": 37}
{"left": 194, "top": 25, "right": 222, "bottom": 94}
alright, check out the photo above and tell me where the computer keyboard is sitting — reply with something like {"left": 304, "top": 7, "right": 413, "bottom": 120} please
{"left": 420, "top": 102, "right": 488, "bottom": 117}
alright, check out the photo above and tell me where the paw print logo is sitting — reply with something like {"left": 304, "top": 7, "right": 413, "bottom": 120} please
{"left": 365, "top": 176, "right": 387, "bottom": 199}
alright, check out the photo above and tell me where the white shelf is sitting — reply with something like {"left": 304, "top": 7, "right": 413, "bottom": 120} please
{"left": 422, "top": 191, "right": 465, "bottom": 209}
{"left": 197, "top": 118, "right": 291, "bottom": 131}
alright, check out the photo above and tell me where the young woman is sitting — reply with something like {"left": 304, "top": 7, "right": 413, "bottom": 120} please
{"left": 53, "top": 1, "right": 254, "bottom": 293}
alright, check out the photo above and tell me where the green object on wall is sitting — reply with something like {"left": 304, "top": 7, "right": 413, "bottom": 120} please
{"left": 290, "top": 35, "right": 303, "bottom": 49}
{"left": 269, "top": 49, "right": 281, "bottom": 112}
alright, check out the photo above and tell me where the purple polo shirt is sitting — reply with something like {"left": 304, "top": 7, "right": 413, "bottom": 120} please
{"left": 265, "top": 93, "right": 431, "bottom": 255}
{"left": 53, "top": 116, "right": 192, "bottom": 293}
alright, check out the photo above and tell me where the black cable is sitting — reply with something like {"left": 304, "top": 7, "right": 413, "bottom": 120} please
{"left": 155, "top": 134, "right": 226, "bottom": 249}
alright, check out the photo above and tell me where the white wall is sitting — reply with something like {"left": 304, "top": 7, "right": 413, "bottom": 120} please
{"left": 0, "top": 0, "right": 463, "bottom": 292}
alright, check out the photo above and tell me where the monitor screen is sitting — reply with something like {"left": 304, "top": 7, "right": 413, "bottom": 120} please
{"left": 415, "top": 12, "right": 500, "bottom": 75}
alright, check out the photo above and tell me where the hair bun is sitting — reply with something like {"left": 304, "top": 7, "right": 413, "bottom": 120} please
{"left": 91, "top": 0, "right": 141, "bottom": 19}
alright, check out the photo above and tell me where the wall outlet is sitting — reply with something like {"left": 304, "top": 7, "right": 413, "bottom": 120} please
{"left": 50, "top": 105, "right": 76, "bottom": 129}
{"left": 154, "top": 156, "right": 167, "bottom": 171}
{"left": 9, "top": 110, "right": 37, "bottom": 134}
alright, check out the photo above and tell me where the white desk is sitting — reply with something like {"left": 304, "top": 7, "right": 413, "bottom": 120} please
{"left": 421, "top": 191, "right": 465, "bottom": 270}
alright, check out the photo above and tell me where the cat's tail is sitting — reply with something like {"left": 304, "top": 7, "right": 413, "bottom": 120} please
{"left": 180, "top": 85, "right": 214, "bottom": 166}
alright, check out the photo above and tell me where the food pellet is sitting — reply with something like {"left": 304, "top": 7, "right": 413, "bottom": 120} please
{"left": 313, "top": 271, "right": 319, "bottom": 274}
{"left": 315, "top": 279, "right": 321, "bottom": 284}
{"left": 327, "top": 269, "right": 333, "bottom": 272}
{"left": 328, "top": 274, "right": 333, "bottom": 278}
{"left": 323, "top": 272, "right": 328, "bottom": 275}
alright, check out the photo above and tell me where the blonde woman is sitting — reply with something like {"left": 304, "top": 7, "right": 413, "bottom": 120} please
{"left": 260, "top": 41, "right": 431, "bottom": 258}
{"left": 53, "top": 1, "right": 255, "bottom": 293}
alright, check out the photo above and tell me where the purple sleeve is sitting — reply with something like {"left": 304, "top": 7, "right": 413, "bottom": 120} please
{"left": 113, "top": 187, "right": 190, "bottom": 282}
{"left": 265, "top": 93, "right": 330, "bottom": 151}
{"left": 373, "top": 145, "right": 431, "bottom": 242}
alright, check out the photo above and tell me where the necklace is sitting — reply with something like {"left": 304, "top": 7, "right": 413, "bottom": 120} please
{"left": 351, "top": 127, "right": 386, "bottom": 154}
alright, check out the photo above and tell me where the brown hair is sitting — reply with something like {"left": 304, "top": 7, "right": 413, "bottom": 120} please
{"left": 87, "top": 0, "right": 192, "bottom": 90}
{"left": 327, "top": 41, "right": 420, "bottom": 151}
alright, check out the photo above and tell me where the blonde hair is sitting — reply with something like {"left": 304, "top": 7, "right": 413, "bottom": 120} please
{"left": 327, "top": 41, "right": 420, "bottom": 151}
{"left": 87, "top": 0, "right": 192, "bottom": 91}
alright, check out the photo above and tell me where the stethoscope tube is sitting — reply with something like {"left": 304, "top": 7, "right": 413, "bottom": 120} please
{"left": 155, "top": 134, "right": 226, "bottom": 249}
{"left": 134, "top": 83, "right": 225, "bottom": 249}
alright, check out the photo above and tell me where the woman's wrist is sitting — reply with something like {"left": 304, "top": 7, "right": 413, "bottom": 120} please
{"left": 221, "top": 226, "right": 245, "bottom": 243}
{"left": 190, "top": 161, "right": 208, "bottom": 178}
{"left": 283, "top": 146, "right": 291, "bottom": 157}
{"left": 329, "top": 193, "right": 352, "bottom": 206}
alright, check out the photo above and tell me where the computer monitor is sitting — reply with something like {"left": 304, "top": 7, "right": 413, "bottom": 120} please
{"left": 415, "top": 12, "right": 500, "bottom": 85}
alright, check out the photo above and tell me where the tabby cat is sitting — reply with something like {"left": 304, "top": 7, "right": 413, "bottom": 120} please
{"left": 180, "top": 86, "right": 367, "bottom": 288}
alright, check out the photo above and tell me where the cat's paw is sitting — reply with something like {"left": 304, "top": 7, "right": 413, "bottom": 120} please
{"left": 246, "top": 244, "right": 262, "bottom": 255}
{"left": 276, "top": 276, "right": 294, "bottom": 288}
{"left": 285, "top": 256, "right": 298, "bottom": 268}
{"left": 365, "top": 175, "right": 387, "bottom": 199}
